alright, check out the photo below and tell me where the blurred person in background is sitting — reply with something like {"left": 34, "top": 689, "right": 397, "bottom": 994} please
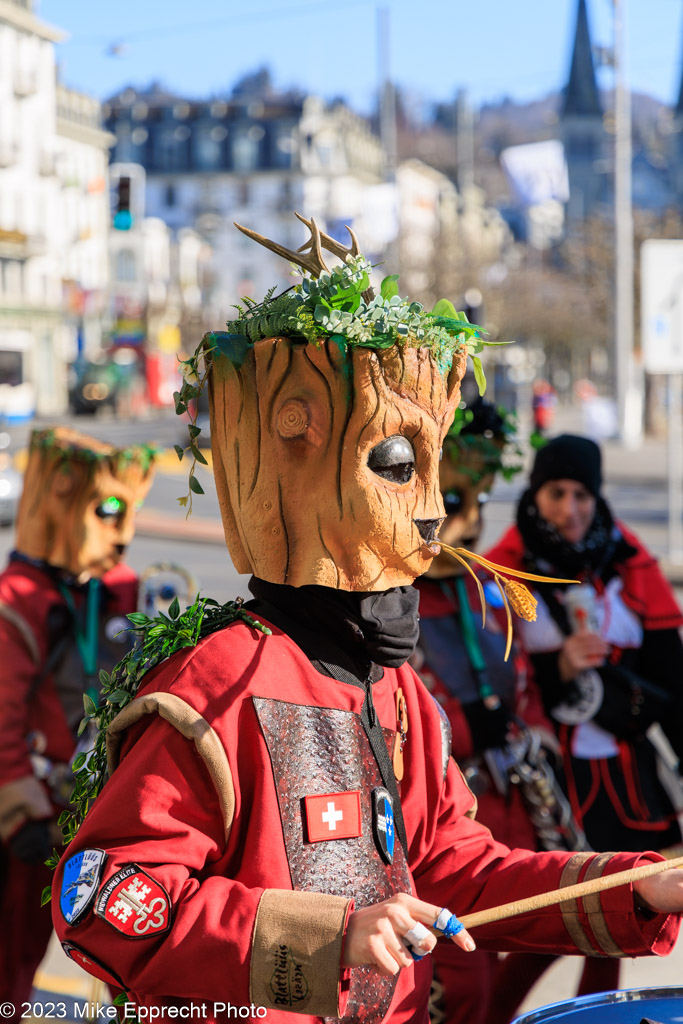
{"left": 0, "top": 428, "right": 155, "bottom": 1012}
{"left": 574, "top": 380, "right": 618, "bottom": 443}
{"left": 531, "top": 380, "right": 556, "bottom": 441}
{"left": 486, "top": 434, "right": 683, "bottom": 999}
{"left": 414, "top": 407, "right": 613, "bottom": 1024}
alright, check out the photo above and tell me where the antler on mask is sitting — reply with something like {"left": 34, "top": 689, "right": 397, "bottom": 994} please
{"left": 234, "top": 216, "right": 330, "bottom": 278}
{"left": 294, "top": 213, "right": 375, "bottom": 301}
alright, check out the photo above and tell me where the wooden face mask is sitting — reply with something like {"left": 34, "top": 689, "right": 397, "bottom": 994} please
{"left": 172, "top": 214, "right": 485, "bottom": 591}
{"left": 15, "top": 428, "right": 156, "bottom": 580}
{"left": 210, "top": 338, "right": 467, "bottom": 590}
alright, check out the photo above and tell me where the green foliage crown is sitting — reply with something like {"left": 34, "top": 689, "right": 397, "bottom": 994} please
{"left": 172, "top": 233, "right": 510, "bottom": 509}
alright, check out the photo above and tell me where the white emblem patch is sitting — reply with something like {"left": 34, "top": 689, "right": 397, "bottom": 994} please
{"left": 95, "top": 864, "right": 171, "bottom": 938}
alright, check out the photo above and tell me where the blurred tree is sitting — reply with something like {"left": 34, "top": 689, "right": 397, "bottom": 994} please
{"left": 479, "top": 208, "right": 683, "bottom": 416}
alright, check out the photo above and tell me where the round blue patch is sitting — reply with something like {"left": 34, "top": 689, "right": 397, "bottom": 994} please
{"left": 372, "top": 787, "right": 395, "bottom": 864}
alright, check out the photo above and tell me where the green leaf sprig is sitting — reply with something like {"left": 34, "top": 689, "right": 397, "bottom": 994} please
{"left": 31, "top": 428, "right": 158, "bottom": 476}
{"left": 56, "top": 595, "right": 271, "bottom": 847}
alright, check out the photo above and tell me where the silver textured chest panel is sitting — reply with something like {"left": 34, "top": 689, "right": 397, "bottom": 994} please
{"left": 253, "top": 697, "right": 413, "bottom": 1024}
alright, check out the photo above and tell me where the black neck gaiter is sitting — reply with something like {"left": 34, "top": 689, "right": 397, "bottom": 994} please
{"left": 247, "top": 577, "right": 420, "bottom": 673}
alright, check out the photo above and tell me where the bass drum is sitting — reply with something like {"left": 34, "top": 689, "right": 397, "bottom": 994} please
{"left": 512, "top": 986, "right": 683, "bottom": 1024}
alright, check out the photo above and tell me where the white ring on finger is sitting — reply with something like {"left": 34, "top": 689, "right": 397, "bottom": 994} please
{"left": 402, "top": 922, "right": 431, "bottom": 947}
{"left": 434, "top": 908, "right": 452, "bottom": 932}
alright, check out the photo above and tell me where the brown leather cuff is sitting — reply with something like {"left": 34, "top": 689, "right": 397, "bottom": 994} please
{"left": 250, "top": 888, "right": 352, "bottom": 1017}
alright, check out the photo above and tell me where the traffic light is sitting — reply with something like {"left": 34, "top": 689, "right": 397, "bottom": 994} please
{"left": 114, "top": 176, "right": 133, "bottom": 230}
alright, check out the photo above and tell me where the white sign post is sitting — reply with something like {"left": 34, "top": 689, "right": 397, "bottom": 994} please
{"left": 641, "top": 240, "right": 683, "bottom": 562}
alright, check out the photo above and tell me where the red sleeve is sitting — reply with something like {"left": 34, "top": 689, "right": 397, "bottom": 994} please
{"left": 616, "top": 522, "right": 683, "bottom": 630}
{"left": 402, "top": 673, "right": 679, "bottom": 959}
{"left": 0, "top": 612, "right": 55, "bottom": 841}
{"left": 0, "top": 619, "right": 38, "bottom": 785}
{"left": 52, "top": 713, "right": 266, "bottom": 1003}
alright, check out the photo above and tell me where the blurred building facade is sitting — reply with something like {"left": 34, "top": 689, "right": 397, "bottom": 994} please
{"left": 397, "top": 159, "right": 509, "bottom": 310}
{"left": 0, "top": 0, "right": 113, "bottom": 420}
{"left": 104, "top": 78, "right": 386, "bottom": 321}
{"left": 103, "top": 73, "right": 509, "bottom": 325}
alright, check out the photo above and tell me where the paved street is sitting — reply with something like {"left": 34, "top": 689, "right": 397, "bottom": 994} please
{"left": 4, "top": 406, "right": 683, "bottom": 1018}
{"left": 4, "top": 404, "right": 683, "bottom": 599}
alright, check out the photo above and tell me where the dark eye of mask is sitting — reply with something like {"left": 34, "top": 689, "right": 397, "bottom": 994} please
{"left": 442, "top": 490, "right": 463, "bottom": 515}
{"left": 367, "top": 435, "right": 415, "bottom": 484}
{"left": 95, "top": 496, "right": 125, "bottom": 520}
{"left": 442, "top": 491, "right": 490, "bottom": 514}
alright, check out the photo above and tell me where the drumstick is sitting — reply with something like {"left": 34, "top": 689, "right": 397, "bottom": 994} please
{"left": 459, "top": 855, "right": 683, "bottom": 931}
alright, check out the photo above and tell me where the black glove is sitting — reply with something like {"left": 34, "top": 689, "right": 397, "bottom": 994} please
{"left": 9, "top": 819, "right": 52, "bottom": 865}
{"left": 462, "top": 699, "right": 511, "bottom": 752}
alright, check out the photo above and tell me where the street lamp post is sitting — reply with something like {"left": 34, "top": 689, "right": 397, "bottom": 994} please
{"left": 377, "top": 6, "right": 397, "bottom": 186}
{"left": 613, "top": 0, "right": 640, "bottom": 445}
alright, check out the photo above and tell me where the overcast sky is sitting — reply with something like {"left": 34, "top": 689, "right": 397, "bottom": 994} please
{"left": 38, "top": 0, "right": 683, "bottom": 113}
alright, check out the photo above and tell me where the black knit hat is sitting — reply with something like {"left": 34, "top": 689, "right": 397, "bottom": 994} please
{"left": 529, "top": 434, "right": 602, "bottom": 497}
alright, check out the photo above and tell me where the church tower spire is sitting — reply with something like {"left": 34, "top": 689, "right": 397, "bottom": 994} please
{"left": 561, "top": 0, "right": 608, "bottom": 223}
{"left": 563, "top": 0, "right": 602, "bottom": 117}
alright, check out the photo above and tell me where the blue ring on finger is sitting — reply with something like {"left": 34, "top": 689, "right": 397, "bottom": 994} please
{"left": 404, "top": 942, "right": 425, "bottom": 961}
{"left": 442, "top": 914, "right": 464, "bottom": 937}
{"left": 433, "top": 908, "right": 464, "bottom": 937}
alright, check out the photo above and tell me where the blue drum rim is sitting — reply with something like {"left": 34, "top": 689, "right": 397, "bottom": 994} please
{"left": 511, "top": 985, "right": 683, "bottom": 1023}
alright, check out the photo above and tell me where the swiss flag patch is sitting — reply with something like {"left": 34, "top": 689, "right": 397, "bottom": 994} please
{"left": 304, "top": 791, "right": 362, "bottom": 843}
{"left": 62, "top": 942, "right": 124, "bottom": 989}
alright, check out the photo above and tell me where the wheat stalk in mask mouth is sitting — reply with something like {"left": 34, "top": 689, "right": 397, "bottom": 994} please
{"left": 436, "top": 543, "right": 577, "bottom": 661}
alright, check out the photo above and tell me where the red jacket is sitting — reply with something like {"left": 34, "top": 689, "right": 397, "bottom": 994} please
{"left": 52, "top": 616, "right": 679, "bottom": 1022}
{"left": 484, "top": 524, "right": 683, "bottom": 842}
{"left": 0, "top": 559, "right": 138, "bottom": 841}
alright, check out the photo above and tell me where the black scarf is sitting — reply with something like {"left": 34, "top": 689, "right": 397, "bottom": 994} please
{"left": 247, "top": 577, "right": 420, "bottom": 679}
{"left": 10, "top": 549, "right": 77, "bottom": 586}
{"left": 516, "top": 490, "right": 636, "bottom": 582}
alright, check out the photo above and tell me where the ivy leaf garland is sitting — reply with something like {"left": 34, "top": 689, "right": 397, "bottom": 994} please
{"left": 55, "top": 596, "right": 272, "bottom": 849}
{"left": 30, "top": 428, "right": 158, "bottom": 478}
